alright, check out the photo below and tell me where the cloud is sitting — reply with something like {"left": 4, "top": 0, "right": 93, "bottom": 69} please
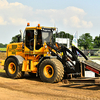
{"left": 0, "top": 0, "right": 95, "bottom": 44}
{"left": 0, "top": 0, "right": 93, "bottom": 28}
{"left": 33, "top": 7, "right": 93, "bottom": 28}
{"left": 70, "top": 16, "right": 81, "bottom": 28}
{"left": 0, "top": 16, "right": 7, "bottom": 25}
{"left": 9, "top": 17, "right": 27, "bottom": 25}
{"left": 81, "top": 20, "right": 93, "bottom": 28}
{"left": 0, "top": 0, "right": 34, "bottom": 25}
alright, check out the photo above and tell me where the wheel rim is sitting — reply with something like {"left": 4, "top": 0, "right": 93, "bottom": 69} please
{"left": 43, "top": 65, "right": 54, "bottom": 78}
{"left": 8, "top": 62, "right": 16, "bottom": 74}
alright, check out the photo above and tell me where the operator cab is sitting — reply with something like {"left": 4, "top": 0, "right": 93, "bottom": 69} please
{"left": 24, "top": 24, "right": 55, "bottom": 51}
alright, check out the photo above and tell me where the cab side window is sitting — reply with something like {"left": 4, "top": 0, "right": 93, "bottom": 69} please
{"left": 36, "top": 30, "right": 42, "bottom": 50}
{"left": 25, "top": 30, "right": 34, "bottom": 50}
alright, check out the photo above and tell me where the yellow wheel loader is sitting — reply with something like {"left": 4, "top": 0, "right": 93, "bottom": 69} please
{"left": 2, "top": 23, "right": 99, "bottom": 83}
{"left": 1, "top": 23, "right": 65, "bottom": 83}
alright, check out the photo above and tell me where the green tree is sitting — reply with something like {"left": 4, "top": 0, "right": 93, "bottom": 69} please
{"left": 78, "top": 33, "right": 93, "bottom": 50}
{"left": 10, "top": 34, "right": 21, "bottom": 43}
{"left": 0, "top": 43, "right": 4, "bottom": 47}
{"left": 94, "top": 35, "right": 100, "bottom": 48}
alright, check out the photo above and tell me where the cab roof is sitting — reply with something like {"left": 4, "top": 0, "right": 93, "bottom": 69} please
{"left": 25, "top": 24, "right": 56, "bottom": 31}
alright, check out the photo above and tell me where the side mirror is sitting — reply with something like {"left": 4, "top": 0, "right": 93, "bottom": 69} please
{"left": 34, "top": 30, "right": 37, "bottom": 35}
{"left": 20, "top": 30, "right": 23, "bottom": 41}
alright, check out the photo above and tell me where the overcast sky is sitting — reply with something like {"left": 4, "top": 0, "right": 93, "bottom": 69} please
{"left": 0, "top": 0, "right": 100, "bottom": 44}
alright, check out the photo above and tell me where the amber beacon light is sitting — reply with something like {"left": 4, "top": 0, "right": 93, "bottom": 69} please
{"left": 38, "top": 24, "right": 40, "bottom": 27}
{"left": 27, "top": 23, "right": 30, "bottom": 26}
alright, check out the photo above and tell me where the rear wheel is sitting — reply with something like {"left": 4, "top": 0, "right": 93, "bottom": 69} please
{"left": 39, "top": 59, "right": 64, "bottom": 83}
{"left": 5, "top": 58, "right": 24, "bottom": 78}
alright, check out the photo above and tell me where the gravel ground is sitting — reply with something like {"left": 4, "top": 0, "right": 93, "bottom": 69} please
{"left": 0, "top": 72, "right": 100, "bottom": 100}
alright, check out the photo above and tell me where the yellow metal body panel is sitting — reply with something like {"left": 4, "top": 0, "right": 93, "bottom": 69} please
{"left": 31, "top": 61, "right": 38, "bottom": 73}
{"left": 6, "top": 42, "right": 25, "bottom": 58}
{"left": 25, "top": 26, "right": 56, "bottom": 31}
{"left": 25, "top": 27, "right": 42, "bottom": 30}
{"left": 22, "top": 60, "right": 38, "bottom": 73}
{"left": 22, "top": 60, "right": 29, "bottom": 71}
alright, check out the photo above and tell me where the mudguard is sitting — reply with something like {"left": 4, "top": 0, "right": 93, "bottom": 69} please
{"left": 4, "top": 55, "right": 24, "bottom": 70}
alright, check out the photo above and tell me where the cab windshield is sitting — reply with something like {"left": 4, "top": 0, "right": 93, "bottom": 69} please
{"left": 42, "top": 31, "right": 53, "bottom": 44}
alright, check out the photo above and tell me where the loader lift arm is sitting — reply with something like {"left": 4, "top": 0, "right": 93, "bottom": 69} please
{"left": 47, "top": 43, "right": 81, "bottom": 74}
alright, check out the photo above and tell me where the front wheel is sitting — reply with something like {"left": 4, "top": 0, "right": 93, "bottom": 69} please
{"left": 39, "top": 59, "right": 64, "bottom": 83}
{"left": 5, "top": 58, "right": 24, "bottom": 78}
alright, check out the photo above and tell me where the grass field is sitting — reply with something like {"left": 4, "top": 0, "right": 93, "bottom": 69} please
{"left": 0, "top": 48, "right": 6, "bottom": 51}
{"left": 90, "top": 56, "right": 100, "bottom": 58}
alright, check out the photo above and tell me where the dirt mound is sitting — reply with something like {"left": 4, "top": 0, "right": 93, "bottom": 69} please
{"left": 0, "top": 52, "right": 6, "bottom": 60}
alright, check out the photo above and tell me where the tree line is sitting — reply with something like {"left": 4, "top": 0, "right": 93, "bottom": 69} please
{"left": 0, "top": 43, "right": 7, "bottom": 48}
{"left": 53, "top": 32, "right": 100, "bottom": 50}
{"left": 78, "top": 33, "right": 100, "bottom": 50}
{"left": 1, "top": 32, "right": 100, "bottom": 50}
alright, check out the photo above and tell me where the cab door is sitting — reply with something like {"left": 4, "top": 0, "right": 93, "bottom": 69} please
{"left": 24, "top": 30, "right": 34, "bottom": 54}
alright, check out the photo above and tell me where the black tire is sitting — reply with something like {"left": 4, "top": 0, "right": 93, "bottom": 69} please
{"left": 5, "top": 58, "right": 24, "bottom": 79}
{"left": 39, "top": 59, "right": 64, "bottom": 83}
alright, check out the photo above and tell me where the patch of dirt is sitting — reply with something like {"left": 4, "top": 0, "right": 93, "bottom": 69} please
{"left": 0, "top": 52, "right": 6, "bottom": 60}
{"left": 0, "top": 72, "right": 100, "bottom": 100}
{"left": 0, "top": 65, "right": 3, "bottom": 69}
{"left": 0, "top": 52, "right": 6, "bottom": 70}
